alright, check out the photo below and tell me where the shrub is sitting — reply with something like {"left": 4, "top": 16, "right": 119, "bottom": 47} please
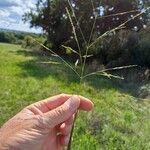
{"left": 129, "top": 25, "right": 150, "bottom": 68}
{"left": 89, "top": 30, "right": 132, "bottom": 68}
{"left": 22, "top": 35, "right": 46, "bottom": 50}
{"left": 92, "top": 26, "right": 150, "bottom": 69}
{"left": 137, "top": 33, "right": 150, "bottom": 67}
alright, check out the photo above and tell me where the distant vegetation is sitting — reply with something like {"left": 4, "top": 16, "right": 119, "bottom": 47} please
{"left": 22, "top": 35, "right": 46, "bottom": 50}
{"left": 0, "top": 29, "right": 45, "bottom": 46}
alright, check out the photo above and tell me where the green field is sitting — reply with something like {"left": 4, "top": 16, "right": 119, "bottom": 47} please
{"left": 0, "top": 43, "right": 150, "bottom": 149}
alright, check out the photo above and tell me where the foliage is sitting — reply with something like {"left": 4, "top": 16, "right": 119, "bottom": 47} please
{"left": 90, "top": 24, "right": 150, "bottom": 68}
{"left": 0, "top": 43, "right": 150, "bottom": 149}
{"left": 126, "top": 25, "right": 150, "bottom": 68}
{"left": 90, "top": 30, "right": 131, "bottom": 67}
{"left": 0, "top": 32, "right": 17, "bottom": 44}
{"left": 0, "top": 31, "right": 43, "bottom": 45}
{"left": 22, "top": 35, "right": 46, "bottom": 50}
{"left": 24, "top": 0, "right": 148, "bottom": 52}
{"left": 134, "top": 25, "right": 150, "bottom": 67}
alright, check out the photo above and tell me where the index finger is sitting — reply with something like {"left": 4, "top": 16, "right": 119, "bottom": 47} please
{"left": 27, "top": 94, "right": 94, "bottom": 113}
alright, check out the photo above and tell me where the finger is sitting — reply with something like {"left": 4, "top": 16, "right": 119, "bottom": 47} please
{"left": 60, "top": 124, "right": 72, "bottom": 136}
{"left": 78, "top": 95, "right": 94, "bottom": 111}
{"left": 60, "top": 134, "right": 70, "bottom": 146}
{"left": 27, "top": 94, "right": 72, "bottom": 112}
{"left": 59, "top": 116, "right": 74, "bottom": 135}
{"left": 27, "top": 94, "right": 94, "bottom": 113}
{"left": 43, "top": 96, "right": 80, "bottom": 128}
{"left": 63, "top": 115, "right": 74, "bottom": 126}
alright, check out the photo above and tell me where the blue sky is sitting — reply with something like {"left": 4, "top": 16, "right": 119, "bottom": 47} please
{"left": 0, "top": 0, "right": 42, "bottom": 33}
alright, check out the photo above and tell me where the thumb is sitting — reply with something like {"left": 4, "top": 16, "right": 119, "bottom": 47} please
{"left": 43, "top": 96, "right": 80, "bottom": 128}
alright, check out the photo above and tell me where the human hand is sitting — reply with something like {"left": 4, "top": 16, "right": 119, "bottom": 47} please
{"left": 0, "top": 94, "right": 94, "bottom": 150}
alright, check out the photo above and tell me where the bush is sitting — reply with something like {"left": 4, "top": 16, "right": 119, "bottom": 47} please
{"left": 0, "top": 31, "right": 44, "bottom": 45}
{"left": 129, "top": 25, "right": 150, "bottom": 68}
{"left": 136, "top": 33, "right": 150, "bottom": 67}
{"left": 22, "top": 35, "right": 46, "bottom": 50}
{"left": 92, "top": 26, "right": 150, "bottom": 69}
{"left": 89, "top": 30, "right": 132, "bottom": 67}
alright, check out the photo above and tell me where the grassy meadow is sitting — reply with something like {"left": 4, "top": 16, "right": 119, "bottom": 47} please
{"left": 0, "top": 43, "right": 150, "bottom": 149}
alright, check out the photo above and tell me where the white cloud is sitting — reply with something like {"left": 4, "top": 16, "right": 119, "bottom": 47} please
{"left": 0, "top": 0, "right": 41, "bottom": 33}
{"left": 10, "top": 6, "right": 25, "bottom": 15}
{"left": 0, "top": 9, "right": 10, "bottom": 17}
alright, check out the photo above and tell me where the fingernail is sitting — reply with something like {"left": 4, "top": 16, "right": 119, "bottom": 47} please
{"left": 65, "top": 96, "right": 80, "bottom": 110}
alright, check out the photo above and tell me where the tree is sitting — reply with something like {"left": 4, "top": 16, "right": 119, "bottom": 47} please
{"left": 24, "top": 0, "right": 148, "bottom": 54}
{"left": 0, "top": 32, "right": 17, "bottom": 43}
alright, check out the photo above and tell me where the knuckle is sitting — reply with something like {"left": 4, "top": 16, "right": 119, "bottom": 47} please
{"left": 56, "top": 105, "right": 70, "bottom": 116}
{"left": 57, "top": 106, "right": 66, "bottom": 115}
{"left": 21, "top": 107, "right": 31, "bottom": 114}
{"left": 60, "top": 93, "right": 66, "bottom": 98}
{"left": 35, "top": 115, "right": 51, "bottom": 130}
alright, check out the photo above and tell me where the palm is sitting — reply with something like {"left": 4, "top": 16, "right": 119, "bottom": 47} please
{"left": 19, "top": 106, "right": 62, "bottom": 150}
